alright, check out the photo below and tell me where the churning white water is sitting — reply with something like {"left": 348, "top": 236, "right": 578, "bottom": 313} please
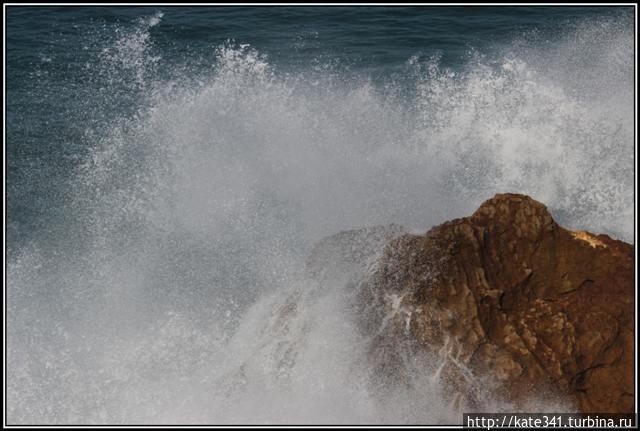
{"left": 6, "top": 12, "right": 634, "bottom": 424}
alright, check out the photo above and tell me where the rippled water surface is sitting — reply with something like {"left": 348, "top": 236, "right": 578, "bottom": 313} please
{"left": 6, "top": 6, "right": 634, "bottom": 424}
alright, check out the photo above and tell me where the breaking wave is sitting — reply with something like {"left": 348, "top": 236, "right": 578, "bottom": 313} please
{"left": 6, "top": 12, "right": 633, "bottom": 424}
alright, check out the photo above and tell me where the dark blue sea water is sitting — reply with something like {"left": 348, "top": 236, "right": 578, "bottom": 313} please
{"left": 6, "top": 6, "right": 635, "bottom": 425}
{"left": 6, "top": 6, "right": 634, "bottom": 246}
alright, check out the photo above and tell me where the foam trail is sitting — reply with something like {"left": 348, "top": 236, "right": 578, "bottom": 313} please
{"left": 6, "top": 13, "right": 633, "bottom": 424}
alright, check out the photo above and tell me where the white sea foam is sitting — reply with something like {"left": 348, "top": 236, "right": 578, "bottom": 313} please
{"left": 6, "top": 13, "right": 633, "bottom": 424}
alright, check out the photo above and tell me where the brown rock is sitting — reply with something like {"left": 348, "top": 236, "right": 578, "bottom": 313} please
{"left": 356, "top": 193, "right": 634, "bottom": 413}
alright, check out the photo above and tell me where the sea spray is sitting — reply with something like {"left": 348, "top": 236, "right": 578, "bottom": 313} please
{"left": 7, "top": 10, "right": 633, "bottom": 424}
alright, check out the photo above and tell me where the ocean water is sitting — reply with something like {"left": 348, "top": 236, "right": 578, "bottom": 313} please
{"left": 5, "top": 6, "right": 635, "bottom": 425}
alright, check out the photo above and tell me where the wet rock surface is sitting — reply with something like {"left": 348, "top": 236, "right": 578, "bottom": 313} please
{"left": 353, "top": 193, "right": 634, "bottom": 413}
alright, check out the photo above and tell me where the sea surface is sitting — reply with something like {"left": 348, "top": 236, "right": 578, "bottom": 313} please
{"left": 6, "top": 6, "right": 635, "bottom": 425}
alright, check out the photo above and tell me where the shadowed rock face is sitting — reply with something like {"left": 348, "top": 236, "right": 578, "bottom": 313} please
{"left": 356, "top": 193, "right": 634, "bottom": 413}
{"left": 306, "top": 223, "right": 407, "bottom": 284}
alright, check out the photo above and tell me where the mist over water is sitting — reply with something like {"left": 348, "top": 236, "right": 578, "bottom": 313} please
{"left": 6, "top": 8, "right": 634, "bottom": 424}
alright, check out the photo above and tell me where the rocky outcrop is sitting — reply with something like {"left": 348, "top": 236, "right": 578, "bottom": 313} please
{"left": 355, "top": 193, "right": 634, "bottom": 413}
